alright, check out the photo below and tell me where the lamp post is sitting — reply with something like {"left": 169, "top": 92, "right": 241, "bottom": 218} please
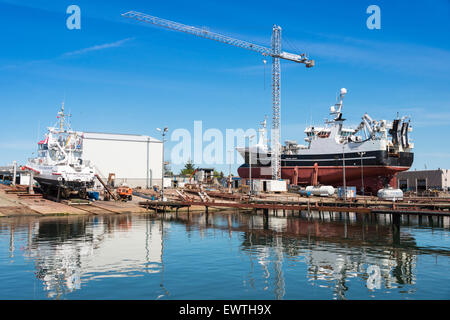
{"left": 12, "top": 161, "right": 17, "bottom": 187}
{"left": 342, "top": 142, "right": 346, "bottom": 201}
{"left": 157, "top": 127, "right": 168, "bottom": 201}
{"left": 246, "top": 134, "right": 256, "bottom": 196}
{"left": 358, "top": 151, "right": 366, "bottom": 196}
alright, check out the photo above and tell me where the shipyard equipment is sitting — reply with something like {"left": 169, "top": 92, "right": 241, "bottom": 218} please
{"left": 305, "top": 185, "right": 335, "bottom": 197}
{"left": 117, "top": 186, "right": 133, "bottom": 201}
{"left": 377, "top": 187, "right": 403, "bottom": 201}
{"left": 95, "top": 174, "right": 119, "bottom": 201}
{"left": 122, "top": 11, "right": 314, "bottom": 180}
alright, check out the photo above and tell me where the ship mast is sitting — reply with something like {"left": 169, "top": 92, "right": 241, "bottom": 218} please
{"left": 58, "top": 102, "right": 65, "bottom": 132}
{"left": 57, "top": 101, "right": 71, "bottom": 132}
{"left": 330, "top": 88, "right": 347, "bottom": 121}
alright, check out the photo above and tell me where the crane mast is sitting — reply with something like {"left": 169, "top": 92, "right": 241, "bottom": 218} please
{"left": 271, "top": 25, "right": 282, "bottom": 180}
{"left": 122, "top": 11, "right": 314, "bottom": 180}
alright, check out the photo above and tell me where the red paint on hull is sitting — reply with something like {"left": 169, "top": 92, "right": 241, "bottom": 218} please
{"left": 237, "top": 166, "right": 408, "bottom": 195}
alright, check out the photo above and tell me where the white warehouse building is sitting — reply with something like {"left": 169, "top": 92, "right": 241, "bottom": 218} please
{"left": 81, "top": 132, "right": 163, "bottom": 188}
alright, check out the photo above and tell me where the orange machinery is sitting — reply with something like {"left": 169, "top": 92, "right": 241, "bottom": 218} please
{"left": 117, "top": 186, "right": 133, "bottom": 201}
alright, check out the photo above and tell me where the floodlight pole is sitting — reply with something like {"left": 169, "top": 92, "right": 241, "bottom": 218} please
{"left": 157, "top": 127, "right": 168, "bottom": 201}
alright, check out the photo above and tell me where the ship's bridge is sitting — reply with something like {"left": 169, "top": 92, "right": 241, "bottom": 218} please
{"left": 340, "top": 128, "right": 355, "bottom": 137}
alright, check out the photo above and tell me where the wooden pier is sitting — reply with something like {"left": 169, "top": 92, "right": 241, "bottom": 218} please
{"left": 140, "top": 201, "right": 192, "bottom": 213}
{"left": 138, "top": 197, "right": 450, "bottom": 217}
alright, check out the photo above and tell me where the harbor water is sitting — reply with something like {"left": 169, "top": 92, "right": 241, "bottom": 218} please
{"left": 0, "top": 211, "right": 449, "bottom": 300}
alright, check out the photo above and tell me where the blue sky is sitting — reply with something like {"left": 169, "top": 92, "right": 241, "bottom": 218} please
{"left": 0, "top": 0, "right": 449, "bottom": 175}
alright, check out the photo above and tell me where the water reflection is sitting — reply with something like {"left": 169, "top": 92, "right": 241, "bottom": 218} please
{"left": 1, "top": 216, "right": 165, "bottom": 299}
{"left": 0, "top": 211, "right": 449, "bottom": 299}
{"left": 165, "top": 210, "right": 448, "bottom": 299}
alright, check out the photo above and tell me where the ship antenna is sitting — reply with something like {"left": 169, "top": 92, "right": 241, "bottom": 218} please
{"left": 333, "top": 88, "right": 347, "bottom": 121}
{"left": 67, "top": 107, "right": 72, "bottom": 131}
{"left": 59, "top": 101, "right": 65, "bottom": 131}
{"left": 61, "top": 90, "right": 66, "bottom": 131}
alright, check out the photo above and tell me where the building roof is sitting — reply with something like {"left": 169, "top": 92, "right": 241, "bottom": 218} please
{"left": 398, "top": 169, "right": 448, "bottom": 174}
{"left": 0, "top": 166, "right": 28, "bottom": 174}
{"left": 81, "top": 131, "right": 161, "bottom": 143}
{"left": 397, "top": 169, "right": 448, "bottom": 178}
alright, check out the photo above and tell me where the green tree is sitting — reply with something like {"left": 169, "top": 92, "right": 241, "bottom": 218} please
{"left": 213, "top": 170, "right": 224, "bottom": 179}
{"left": 180, "top": 159, "right": 196, "bottom": 176}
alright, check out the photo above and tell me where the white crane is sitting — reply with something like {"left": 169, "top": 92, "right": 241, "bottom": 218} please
{"left": 122, "top": 11, "right": 315, "bottom": 180}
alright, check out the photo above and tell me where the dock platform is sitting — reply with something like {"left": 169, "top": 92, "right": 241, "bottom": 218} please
{"left": 138, "top": 198, "right": 450, "bottom": 217}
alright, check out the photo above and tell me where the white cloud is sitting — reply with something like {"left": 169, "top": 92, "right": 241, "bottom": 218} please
{"left": 62, "top": 37, "right": 134, "bottom": 57}
{"left": 0, "top": 37, "right": 135, "bottom": 70}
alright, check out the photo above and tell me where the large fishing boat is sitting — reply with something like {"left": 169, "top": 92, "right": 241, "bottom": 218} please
{"left": 237, "top": 88, "right": 414, "bottom": 194}
{"left": 24, "top": 103, "right": 96, "bottom": 198}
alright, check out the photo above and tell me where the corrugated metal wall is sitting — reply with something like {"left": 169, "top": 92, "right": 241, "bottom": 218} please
{"left": 81, "top": 132, "right": 163, "bottom": 188}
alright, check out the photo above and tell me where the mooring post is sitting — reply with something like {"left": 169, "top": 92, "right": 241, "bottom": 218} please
{"left": 392, "top": 213, "right": 401, "bottom": 245}
{"left": 263, "top": 208, "right": 269, "bottom": 230}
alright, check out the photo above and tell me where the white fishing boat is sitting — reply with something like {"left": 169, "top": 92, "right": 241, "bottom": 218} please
{"left": 24, "top": 103, "right": 96, "bottom": 198}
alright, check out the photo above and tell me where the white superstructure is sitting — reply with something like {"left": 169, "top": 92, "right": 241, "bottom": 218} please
{"left": 239, "top": 88, "right": 414, "bottom": 158}
{"left": 25, "top": 103, "right": 96, "bottom": 197}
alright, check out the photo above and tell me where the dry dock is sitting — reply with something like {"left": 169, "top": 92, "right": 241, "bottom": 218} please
{"left": 0, "top": 184, "right": 149, "bottom": 217}
{"left": 138, "top": 187, "right": 450, "bottom": 217}
{"left": 1, "top": 183, "right": 450, "bottom": 218}
{"left": 0, "top": 184, "right": 218, "bottom": 217}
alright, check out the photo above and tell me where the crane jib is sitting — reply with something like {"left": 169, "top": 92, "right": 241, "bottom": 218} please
{"left": 122, "top": 10, "right": 315, "bottom": 180}
{"left": 122, "top": 11, "right": 272, "bottom": 56}
{"left": 121, "top": 11, "right": 313, "bottom": 65}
